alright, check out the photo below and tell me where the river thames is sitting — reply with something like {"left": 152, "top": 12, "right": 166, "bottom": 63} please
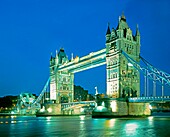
{"left": 0, "top": 115, "right": 170, "bottom": 137}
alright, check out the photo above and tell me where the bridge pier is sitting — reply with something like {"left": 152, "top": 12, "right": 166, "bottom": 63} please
{"left": 92, "top": 98, "right": 151, "bottom": 118}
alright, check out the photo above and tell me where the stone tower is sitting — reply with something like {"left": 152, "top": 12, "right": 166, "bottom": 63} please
{"left": 106, "top": 13, "right": 140, "bottom": 98}
{"left": 50, "top": 48, "right": 74, "bottom": 103}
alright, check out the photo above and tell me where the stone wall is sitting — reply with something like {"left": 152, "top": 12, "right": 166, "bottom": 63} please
{"left": 93, "top": 98, "right": 151, "bottom": 117}
{"left": 128, "top": 102, "right": 151, "bottom": 116}
{"left": 45, "top": 103, "right": 61, "bottom": 114}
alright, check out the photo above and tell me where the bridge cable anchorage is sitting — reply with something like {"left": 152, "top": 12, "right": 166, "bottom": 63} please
{"left": 31, "top": 77, "right": 50, "bottom": 108}
{"left": 121, "top": 50, "right": 170, "bottom": 88}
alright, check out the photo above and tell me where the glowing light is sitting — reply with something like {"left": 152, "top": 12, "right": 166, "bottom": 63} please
{"left": 79, "top": 115, "right": 85, "bottom": 120}
{"left": 105, "top": 119, "right": 116, "bottom": 127}
{"left": 80, "top": 108, "right": 84, "bottom": 112}
{"left": 46, "top": 117, "right": 51, "bottom": 121}
{"left": 50, "top": 83, "right": 56, "bottom": 100}
{"left": 148, "top": 116, "right": 153, "bottom": 120}
{"left": 102, "top": 101, "right": 105, "bottom": 107}
{"left": 11, "top": 116, "right": 16, "bottom": 118}
{"left": 149, "top": 105, "right": 152, "bottom": 109}
{"left": 128, "top": 63, "right": 133, "bottom": 67}
{"left": 11, "top": 121, "right": 17, "bottom": 124}
{"left": 47, "top": 108, "right": 52, "bottom": 113}
{"left": 40, "top": 106, "right": 45, "bottom": 112}
{"left": 94, "top": 106, "right": 107, "bottom": 112}
{"left": 111, "top": 101, "right": 117, "bottom": 112}
{"left": 125, "top": 123, "right": 139, "bottom": 135}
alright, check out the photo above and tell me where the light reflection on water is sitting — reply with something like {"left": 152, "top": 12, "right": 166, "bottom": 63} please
{"left": 0, "top": 116, "right": 170, "bottom": 136}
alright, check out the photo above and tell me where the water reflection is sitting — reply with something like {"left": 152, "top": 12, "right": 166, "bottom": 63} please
{"left": 125, "top": 123, "right": 139, "bottom": 136}
{"left": 105, "top": 119, "right": 116, "bottom": 127}
{"left": 0, "top": 116, "right": 169, "bottom": 136}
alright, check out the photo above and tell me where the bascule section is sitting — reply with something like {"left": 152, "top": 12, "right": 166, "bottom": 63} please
{"left": 49, "top": 48, "right": 106, "bottom": 104}
{"left": 106, "top": 13, "right": 140, "bottom": 98}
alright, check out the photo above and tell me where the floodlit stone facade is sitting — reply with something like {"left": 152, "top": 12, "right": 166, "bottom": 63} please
{"left": 106, "top": 13, "right": 140, "bottom": 98}
{"left": 50, "top": 48, "right": 74, "bottom": 103}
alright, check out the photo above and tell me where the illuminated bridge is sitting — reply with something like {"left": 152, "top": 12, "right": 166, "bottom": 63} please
{"left": 18, "top": 13, "right": 170, "bottom": 116}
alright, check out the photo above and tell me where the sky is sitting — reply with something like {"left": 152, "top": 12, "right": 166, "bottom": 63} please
{"left": 0, "top": 0, "right": 170, "bottom": 97}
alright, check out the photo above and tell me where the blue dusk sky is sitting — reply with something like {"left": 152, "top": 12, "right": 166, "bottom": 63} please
{"left": 0, "top": 0, "right": 170, "bottom": 97}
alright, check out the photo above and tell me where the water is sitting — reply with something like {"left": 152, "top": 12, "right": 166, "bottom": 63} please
{"left": 0, "top": 115, "right": 170, "bottom": 137}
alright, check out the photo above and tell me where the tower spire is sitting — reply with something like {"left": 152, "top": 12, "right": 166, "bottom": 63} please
{"left": 121, "top": 11, "right": 126, "bottom": 22}
{"left": 135, "top": 24, "right": 140, "bottom": 36}
{"left": 106, "top": 22, "right": 111, "bottom": 35}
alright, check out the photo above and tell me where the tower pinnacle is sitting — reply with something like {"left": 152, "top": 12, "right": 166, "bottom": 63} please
{"left": 106, "top": 22, "right": 111, "bottom": 35}
{"left": 121, "top": 11, "right": 126, "bottom": 22}
{"left": 135, "top": 24, "right": 140, "bottom": 36}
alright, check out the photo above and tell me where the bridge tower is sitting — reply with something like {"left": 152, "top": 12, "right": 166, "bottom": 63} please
{"left": 106, "top": 13, "right": 140, "bottom": 98}
{"left": 50, "top": 48, "right": 74, "bottom": 103}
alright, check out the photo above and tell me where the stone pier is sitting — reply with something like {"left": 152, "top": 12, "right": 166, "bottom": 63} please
{"left": 92, "top": 98, "right": 151, "bottom": 118}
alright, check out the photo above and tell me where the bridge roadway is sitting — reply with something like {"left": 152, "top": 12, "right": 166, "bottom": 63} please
{"left": 58, "top": 48, "right": 106, "bottom": 73}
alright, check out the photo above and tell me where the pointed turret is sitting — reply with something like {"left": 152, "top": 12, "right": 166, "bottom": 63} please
{"left": 50, "top": 52, "right": 53, "bottom": 61}
{"left": 116, "top": 12, "right": 128, "bottom": 30}
{"left": 50, "top": 52, "right": 55, "bottom": 66}
{"left": 135, "top": 24, "right": 140, "bottom": 44}
{"left": 71, "top": 53, "right": 74, "bottom": 61}
{"left": 135, "top": 24, "right": 140, "bottom": 36}
{"left": 106, "top": 23, "right": 111, "bottom": 42}
{"left": 106, "top": 23, "right": 111, "bottom": 35}
{"left": 120, "top": 12, "right": 126, "bottom": 22}
{"left": 55, "top": 50, "right": 59, "bottom": 65}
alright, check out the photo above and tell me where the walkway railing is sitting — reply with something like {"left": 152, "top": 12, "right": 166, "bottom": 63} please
{"left": 129, "top": 96, "right": 170, "bottom": 102}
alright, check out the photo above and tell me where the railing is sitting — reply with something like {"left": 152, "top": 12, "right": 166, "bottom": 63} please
{"left": 61, "top": 101, "right": 96, "bottom": 110}
{"left": 129, "top": 96, "right": 170, "bottom": 102}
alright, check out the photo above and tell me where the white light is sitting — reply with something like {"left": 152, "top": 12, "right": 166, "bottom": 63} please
{"left": 47, "top": 108, "right": 52, "bottom": 113}
{"left": 80, "top": 108, "right": 84, "bottom": 112}
{"left": 40, "top": 106, "right": 45, "bottom": 112}
{"left": 149, "top": 105, "right": 152, "bottom": 110}
{"left": 46, "top": 117, "right": 51, "bottom": 121}
{"left": 95, "top": 106, "right": 107, "bottom": 112}
{"left": 128, "top": 63, "right": 133, "bottom": 67}
{"left": 148, "top": 116, "right": 153, "bottom": 120}
{"left": 102, "top": 101, "right": 105, "bottom": 107}
{"left": 125, "top": 123, "right": 139, "bottom": 135}
{"left": 79, "top": 115, "right": 85, "bottom": 120}
{"left": 111, "top": 101, "right": 117, "bottom": 112}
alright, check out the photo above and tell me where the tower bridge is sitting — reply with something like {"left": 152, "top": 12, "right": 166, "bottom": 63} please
{"left": 24, "top": 13, "right": 170, "bottom": 116}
